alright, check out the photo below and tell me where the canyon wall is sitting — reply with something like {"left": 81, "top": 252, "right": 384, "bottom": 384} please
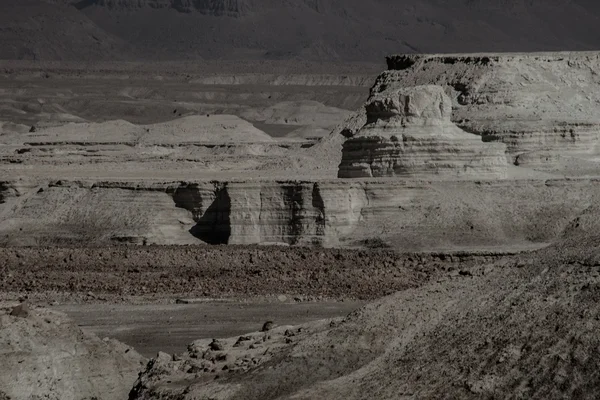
{"left": 1, "top": 178, "right": 598, "bottom": 251}
{"left": 379, "top": 53, "right": 600, "bottom": 168}
{"left": 337, "top": 85, "right": 508, "bottom": 178}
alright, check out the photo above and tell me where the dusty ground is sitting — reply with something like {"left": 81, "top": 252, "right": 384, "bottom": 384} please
{"left": 54, "top": 301, "right": 364, "bottom": 358}
{"left": 0, "top": 245, "right": 514, "bottom": 363}
{"left": 0, "top": 246, "right": 509, "bottom": 302}
{"left": 129, "top": 238, "right": 600, "bottom": 400}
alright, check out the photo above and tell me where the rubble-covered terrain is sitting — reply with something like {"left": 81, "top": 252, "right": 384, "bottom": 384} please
{"left": 129, "top": 235, "right": 600, "bottom": 400}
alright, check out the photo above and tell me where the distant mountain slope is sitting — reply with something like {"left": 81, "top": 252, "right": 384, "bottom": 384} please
{"left": 0, "top": 0, "right": 135, "bottom": 61}
{"left": 4, "top": 0, "right": 600, "bottom": 61}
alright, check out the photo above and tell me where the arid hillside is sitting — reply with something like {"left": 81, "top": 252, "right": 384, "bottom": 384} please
{"left": 4, "top": 0, "right": 600, "bottom": 61}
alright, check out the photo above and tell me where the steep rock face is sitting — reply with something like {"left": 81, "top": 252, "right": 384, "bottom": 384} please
{"left": 0, "top": 180, "right": 367, "bottom": 247}
{"left": 338, "top": 85, "right": 508, "bottom": 179}
{"left": 173, "top": 181, "right": 368, "bottom": 246}
{"left": 380, "top": 53, "right": 600, "bottom": 166}
{"left": 4, "top": 178, "right": 600, "bottom": 251}
{"left": 0, "top": 304, "right": 146, "bottom": 400}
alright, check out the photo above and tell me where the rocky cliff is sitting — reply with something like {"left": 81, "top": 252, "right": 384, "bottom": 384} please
{"left": 380, "top": 53, "right": 600, "bottom": 168}
{"left": 2, "top": 178, "right": 598, "bottom": 251}
{"left": 337, "top": 85, "right": 508, "bottom": 179}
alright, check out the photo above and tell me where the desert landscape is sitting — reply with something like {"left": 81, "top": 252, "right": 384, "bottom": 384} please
{"left": 3, "top": 1, "right": 600, "bottom": 399}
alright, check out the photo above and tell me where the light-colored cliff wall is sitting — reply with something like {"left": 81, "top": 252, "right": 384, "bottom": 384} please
{"left": 337, "top": 85, "right": 509, "bottom": 178}
{"left": 171, "top": 181, "right": 368, "bottom": 246}
{"left": 2, "top": 178, "right": 600, "bottom": 251}
{"left": 381, "top": 53, "right": 600, "bottom": 167}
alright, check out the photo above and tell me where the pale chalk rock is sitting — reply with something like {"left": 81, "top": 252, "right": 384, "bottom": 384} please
{"left": 338, "top": 85, "right": 508, "bottom": 179}
{"left": 381, "top": 53, "right": 600, "bottom": 167}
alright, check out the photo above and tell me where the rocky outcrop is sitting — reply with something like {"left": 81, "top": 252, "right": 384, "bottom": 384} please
{"left": 172, "top": 181, "right": 368, "bottom": 246}
{"left": 338, "top": 85, "right": 508, "bottom": 179}
{"left": 4, "top": 178, "right": 600, "bottom": 251}
{"left": 380, "top": 53, "right": 600, "bottom": 167}
{"left": 0, "top": 304, "right": 146, "bottom": 400}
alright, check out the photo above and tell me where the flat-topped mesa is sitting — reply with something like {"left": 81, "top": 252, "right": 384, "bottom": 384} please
{"left": 338, "top": 85, "right": 509, "bottom": 179}
{"left": 379, "top": 52, "right": 600, "bottom": 167}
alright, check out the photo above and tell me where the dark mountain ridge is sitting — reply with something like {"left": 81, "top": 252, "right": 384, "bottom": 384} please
{"left": 4, "top": 0, "right": 600, "bottom": 61}
{"left": 70, "top": 0, "right": 253, "bottom": 16}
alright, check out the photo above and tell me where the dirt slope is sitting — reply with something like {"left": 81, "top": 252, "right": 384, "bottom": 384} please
{"left": 5, "top": 0, "right": 600, "bottom": 61}
{"left": 0, "top": 0, "right": 134, "bottom": 61}
{"left": 130, "top": 238, "right": 600, "bottom": 399}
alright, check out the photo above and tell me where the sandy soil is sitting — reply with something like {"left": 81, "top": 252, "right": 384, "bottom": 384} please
{"left": 54, "top": 301, "right": 363, "bottom": 358}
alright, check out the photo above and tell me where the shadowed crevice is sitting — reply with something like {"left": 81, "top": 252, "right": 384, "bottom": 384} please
{"left": 189, "top": 186, "right": 231, "bottom": 245}
{"left": 312, "top": 182, "right": 326, "bottom": 237}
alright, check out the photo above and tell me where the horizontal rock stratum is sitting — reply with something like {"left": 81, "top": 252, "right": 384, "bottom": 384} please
{"left": 338, "top": 85, "right": 508, "bottom": 178}
{"left": 380, "top": 52, "right": 600, "bottom": 168}
{"left": 2, "top": 53, "right": 600, "bottom": 248}
{"left": 1, "top": 178, "right": 599, "bottom": 251}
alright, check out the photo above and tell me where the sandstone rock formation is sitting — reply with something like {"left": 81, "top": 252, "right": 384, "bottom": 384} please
{"left": 0, "top": 303, "right": 146, "bottom": 400}
{"left": 338, "top": 85, "right": 508, "bottom": 179}
{"left": 4, "top": 54, "right": 600, "bottom": 249}
{"left": 3, "top": 177, "right": 598, "bottom": 251}
{"left": 380, "top": 53, "right": 600, "bottom": 169}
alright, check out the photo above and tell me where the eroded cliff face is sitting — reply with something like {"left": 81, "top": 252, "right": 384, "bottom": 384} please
{"left": 0, "top": 180, "right": 368, "bottom": 247}
{"left": 337, "top": 85, "right": 508, "bottom": 178}
{"left": 2, "top": 178, "right": 598, "bottom": 251}
{"left": 379, "top": 53, "right": 600, "bottom": 167}
{"left": 171, "top": 181, "right": 368, "bottom": 246}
